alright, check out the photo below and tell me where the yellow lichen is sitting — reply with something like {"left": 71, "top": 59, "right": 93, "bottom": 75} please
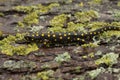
{"left": 18, "top": 21, "right": 24, "bottom": 27}
{"left": 49, "top": 26, "right": 66, "bottom": 32}
{"left": 13, "top": 3, "right": 60, "bottom": 26}
{"left": 117, "top": 1, "right": 120, "bottom": 7}
{"left": 0, "top": 34, "right": 38, "bottom": 56}
{"left": 23, "top": 12, "right": 39, "bottom": 26}
{"left": 37, "top": 70, "right": 54, "bottom": 80}
{"left": 0, "top": 31, "right": 2, "bottom": 36}
{"left": 87, "top": 22, "right": 108, "bottom": 30}
{"left": 0, "top": 12, "right": 4, "bottom": 17}
{"left": 12, "top": 6, "right": 33, "bottom": 13}
{"left": 79, "top": 2, "right": 84, "bottom": 7}
{"left": 95, "top": 52, "right": 119, "bottom": 66}
{"left": 88, "top": 0, "right": 102, "bottom": 5}
{"left": 82, "top": 42, "right": 99, "bottom": 48}
{"left": 67, "top": 22, "right": 85, "bottom": 32}
{"left": 75, "top": 10, "right": 99, "bottom": 23}
{"left": 49, "top": 14, "right": 67, "bottom": 28}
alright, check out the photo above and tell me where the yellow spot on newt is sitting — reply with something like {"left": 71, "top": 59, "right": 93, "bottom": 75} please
{"left": 41, "top": 34, "right": 44, "bottom": 36}
{"left": 67, "top": 37, "right": 70, "bottom": 39}
{"left": 94, "top": 32, "right": 96, "bottom": 35}
{"left": 48, "top": 34, "right": 50, "bottom": 37}
{"left": 60, "top": 36, "right": 62, "bottom": 39}
{"left": 82, "top": 39, "right": 85, "bottom": 42}
{"left": 68, "top": 33, "right": 71, "bottom": 35}
{"left": 77, "top": 38, "right": 80, "bottom": 40}
{"left": 59, "top": 33, "right": 62, "bottom": 36}
{"left": 43, "top": 42, "right": 47, "bottom": 45}
{"left": 64, "top": 34, "right": 67, "bottom": 36}
{"left": 53, "top": 34, "right": 56, "bottom": 37}
{"left": 81, "top": 34, "right": 84, "bottom": 36}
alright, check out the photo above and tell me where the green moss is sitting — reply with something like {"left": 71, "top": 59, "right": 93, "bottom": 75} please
{"left": 13, "top": 3, "right": 60, "bottom": 13}
{"left": 18, "top": 21, "right": 24, "bottom": 27}
{"left": 54, "top": 52, "right": 71, "bottom": 63}
{"left": 23, "top": 12, "right": 39, "bottom": 26}
{"left": 75, "top": 10, "right": 99, "bottom": 23}
{"left": 49, "top": 26, "right": 66, "bottom": 32}
{"left": 49, "top": 14, "right": 69, "bottom": 32}
{"left": 82, "top": 41, "right": 99, "bottom": 48}
{"left": 3, "top": 60, "right": 36, "bottom": 70}
{"left": 82, "top": 55, "right": 88, "bottom": 59}
{"left": 88, "top": 0, "right": 102, "bottom": 5}
{"left": 112, "top": 10, "right": 120, "bottom": 21}
{"left": 111, "top": 22, "right": 120, "bottom": 26}
{"left": 0, "top": 34, "right": 38, "bottom": 56}
{"left": 47, "top": 3, "right": 60, "bottom": 10}
{"left": 87, "top": 22, "right": 108, "bottom": 30}
{"left": 49, "top": 21, "right": 85, "bottom": 32}
{"left": 79, "top": 2, "right": 84, "bottom": 7}
{"left": 37, "top": 3, "right": 60, "bottom": 14}
{"left": 0, "top": 12, "right": 4, "bottom": 17}
{"left": 37, "top": 70, "right": 54, "bottom": 80}
{"left": 67, "top": 22, "right": 85, "bottom": 32}
{"left": 13, "top": 3, "right": 60, "bottom": 26}
{"left": 95, "top": 52, "right": 119, "bottom": 66}
{"left": 88, "top": 52, "right": 95, "bottom": 58}
{"left": 29, "top": 25, "right": 44, "bottom": 32}
{"left": 101, "top": 31, "right": 120, "bottom": 39}
{"left": 49, "top": 14, "right": 67, "bottom": 28}
{"left": 41, "top": 63, "right": 50, "bottom": 69}
{"left": 87, "top": 68, "right": 104, "bottom": 79}
{"left": 12, "top": 6, "right": 33, "bottom": 13}
{"left": 0, "top": 31, "right": 3, "bottom": 36}
{"left": 0, "top": 22, "right": 3, "bottom": 26}
{"left": 75, "top": 66, "right": 81, "bottom": 73}
{"left": 60, "top": 0, "right": 73, "bottom": 4}
{"left": 117, "top": 1, "right": 120, "bottom": 7}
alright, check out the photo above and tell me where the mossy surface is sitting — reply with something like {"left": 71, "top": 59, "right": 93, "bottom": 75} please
{"left": 37, "top": 70, "right": 54, "bottom": 80}
{"left": 0, "top": 0, "right": 120, "bottom": 79}
{"left": 0, "top": 12, "right": 4, "bottom": 17}
{"left": 13, "top": 3, "right": 60, "bottom": 27}
{"left": 95, "top": 52, "right": 119, "bottom": 66}
{"left": 1, "top": 10, "right": 120, "bottom": 56}
{"left": 74, "top": 10, "right": 99, "bottom": 23}
{"left": 48, "top": 10, "right": 120, "bottom": 38}
{"left": 0, "top": 34, "right": 38, "bottom": 56}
